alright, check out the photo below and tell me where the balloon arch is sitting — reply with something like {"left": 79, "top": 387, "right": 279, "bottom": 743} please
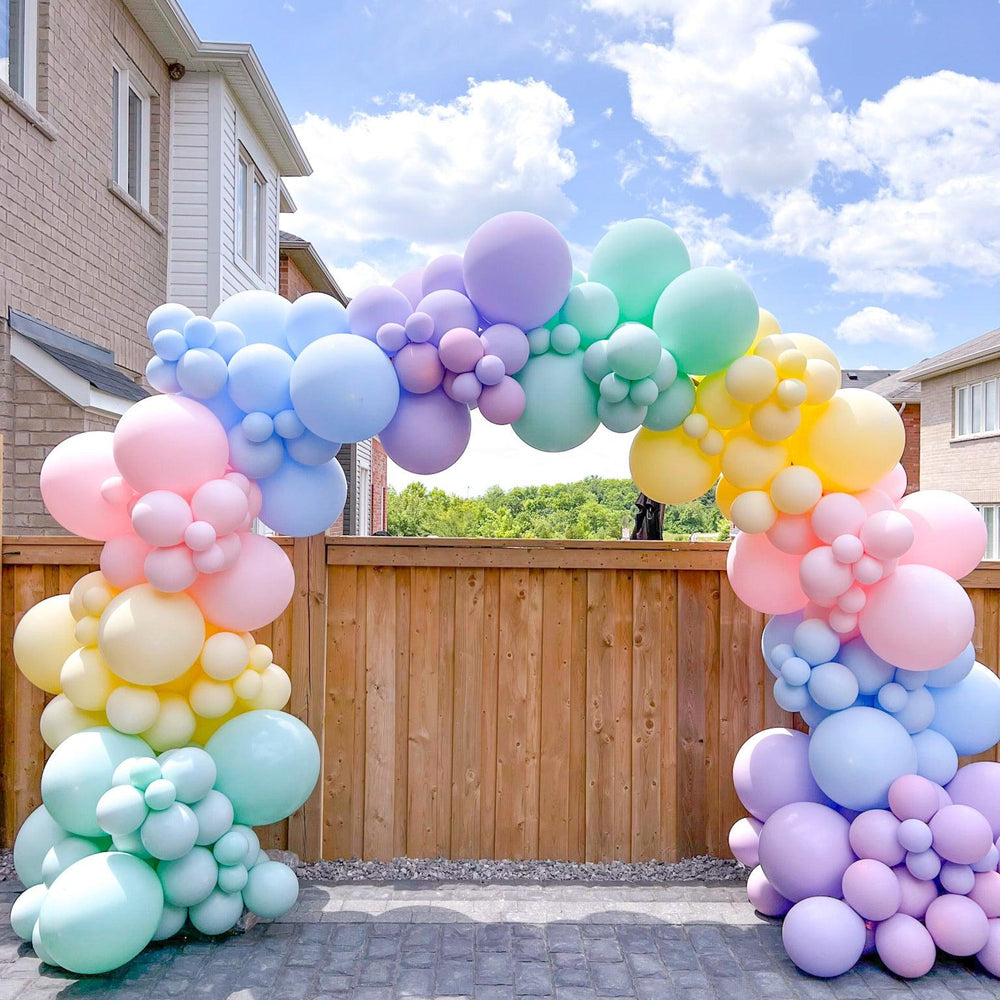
{"left": 11, "top": 212, "right": 1000, "bottom": 978}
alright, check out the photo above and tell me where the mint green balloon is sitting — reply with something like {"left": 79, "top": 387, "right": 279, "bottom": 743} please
{"left": 599, "top": 397, "right": 645, "bottom": 433}
{"left": 41, "top": 729, "right": 155, "bottom": 837}
{"left": 37, "top": 852, "right": 163, "bottom": 974}
{"left": 42, "top": 837, "right": 101, "bottom": 887}
{"left": 242, "top": 860, "right": 299, "bottom": 919}
{"left": 605, "top": 323, "right": 661, "bottom": 380}
{"left": 513, "top": 351, "right": 600, "bottom": 452}
{"left": 206, "top": 710, "right": 320, "bottom": 826}
{"left": 562, "top": 282, "right": 620, "bottom": 345}
{"left": 11, "top": 884, "right": 47, "bottom": 941}
{"left": 589, "top": 219, "right": 690, "bottom": 326}
{"left": 643, "top": 375, "right": 696, "bottom": 431}
{"left": 189, "top": 887, "right": 244, "bottom": 935}
{"left": 652, "top": 266, "right": 758, "bottom": 376}
{"left": 152, "top": 903, "right": 187, "bottom": 941}
{"left": 158, "top": 846, "right": 218, "bottom": 907}
{"left": 14, "top": 805, "right": 70, "bottom": 887}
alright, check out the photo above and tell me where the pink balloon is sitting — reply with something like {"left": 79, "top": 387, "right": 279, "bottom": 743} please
{"left": 855, "top": 487, "right": 894, "bottom": 516}
{"left": 842, "top": 859, "right": 900, "bottom": 921}
{"left": 438, "top": 327, "right": 485, "bottom": 374}
{"left": 971, "top": 872, "right": 1000, "bottom": 919}
{"left": 860, "top": 564, "right": 975, "bottom": 670}
{"left": 100, "top": 533, "right": 151, "bottom": 590}
{"left": 131, "top": 491, "right": 193, "bottom": 547}
{"left": 394, "top": 343, "right": 445, "bottom": 394}
{"left": 889, "top": 775, "right": 942, "bottom": 823}
{"left": 831, "top": 534, "right": 864, "bottom": 564}
{"left": 849, "top": 810, "right": 905, "bottom": 867}
{"left": 191, "top": 479, "right": 249, "bottom": 536}
{"left": 875, "top": 913, "right": 936, "bottom": 978}
{"left": 192, "top": 543, "right": 226, "bottom": 574}
{"left": 893, "top": 865, "right": 940, "bottom": 919}
{"left": 930, "top": 805, "right": 994, "bottom": 865}
{"left": 837, "top": 586, "right": 866, "bottom": 614}
{"left": 216, "top": 532, "right": 242, "bottom": 568}
{"left": 728, "top": 816, "right": 762, "bottom": 867}
{"left": 766, "top": 514, "right": 820, "bottom": 555}
{"left": 977, "top": 918, "right": 1000, "bottom": 977}
{"left": 799, "top": 546, "right": 854, "bottom": 604}
{"left": 188, "top": 532, "right": 294, "bottom": 631}
{"left": 875, "top": 464, "right": 908, "bottom": 502}
{"left": 184, "top": 521, "right": 217, "bottom": 552}
{"left": 925, "top": 893, "right": 990, "bottom": 956}
{"left": 853, "top": 554, "right": 886, "bottom": 586}
{"left": 860, "top": 510, "right": 914, "bottom": 560}
{"left": 811, "top": 493, "right": 867, "bottom": 544}
{"left": 144, "top": 545, "right": 198, "bottom": 593}
{"left": 39, "top": 432, "right": 133, "bottom": 540}
{"left": 114, "top": 395, "right": 229, "bottom": 497}
{"left": 479, "top": 377, "right": 526, "bottom": 425}
{"left": 746, "top": 865, "right": 791, "bottom": 917}
{"left": 727, "top": 532, "right": 807, "bottom": 615}
{"left": 899, "top": 490, "right": 988, "bottom": 580}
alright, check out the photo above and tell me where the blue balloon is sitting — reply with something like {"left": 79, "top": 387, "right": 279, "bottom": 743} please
{"left": 196, "top": 389, "right": 244, "bottom": 430}
{"left": 773, "top": 678, "right": 810, "bottom": 713}
{"left": 227, "top": 426, "right": 284, "bottom": 480}
{"left": 211, "top": 321, "right": 246, "bottom": 362}
{"left": 258, "top": 459, "right": 347, "bottom": 537}
{"left": 228, "top": 344, "right": 294, "bottom": 415}
{"left": 892, "top": 686, "right": 935, "bottom": 735}
{"left": 792, "top": 620, "right": 841, "bottom": 667}
{"left": 929, "top": 663, "right": 1000, "bottom": 756}
{"left": 147, "top": 302, "right": 195, "bottom": 342}
{"left": 800, "top": 702, "right": 832, "bottom": 730}
{"left": 285, "top": 292, "right": 350, "bottom": 356}
{"left": 290, "top": 334, "right": 400, "bottom": 443}
{"left": 212, "top": 290, "right": 291, "bottom": 349}
{"left": 285, "top": 431, "right": 341, "bottom": 466}
{"left": 146, "top": 356, "right": 180, "bottom": 394}
{"left": 152, "top": 328, "right": 187, "bottom": 362}
{"left": 913, "top": 642, "right": 976, "bottom": 689}
{"left": 762, "top": 612, "right": 804, "bottom": 677}
{"left": 911, "top": 729, "right": 959, "bottom": 786}
{"left": 837, "top": 636, "right": 895, "bottom": 695}
{"left": 176, "top": 348, "right": 228, "bottom": 399}
{"left": 807, "top": 662, "right": 858, "bottom": 711}
{"left": 808, "top": 707, "right": 918, "bottom": 811}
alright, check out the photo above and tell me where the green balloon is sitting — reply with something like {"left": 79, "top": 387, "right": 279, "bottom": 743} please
{"left": 599, "top": 397, "right": 645, "bottom": 433}
{"left": 652, "top": 266, "right": 758, "bottom": 376}
{"left": 158, "top": 846, "right": 218, "bottom": 907}
{"left": 561, "top": 282, "right": 620, "bottom": 345}
{"left": 189, "top": 887, "right": 244, "bottom": 935}
{"left": 41, "top": 729, "right": 155, "bottom": 838}
{"left": 643, "top": 375, "right": 696, "bottom": 431}
{"left": 152, "top": 903, "right": 187, "bottom": 942}
{"left": 589, "top": 219, "right": 690, "bottom": 326}
{"left": 14, "top": 805, "right": 70, "bottom": 887}
{"left": 206, "top": 710, "right": 320, "bottom": 827}
{"left": 42, "top": 837, "right": 102, "bottom": 887}
{"left": 513, "top": 351, "right": 600, "bottom": 452}
{"left": 37, "top": 852, "right": 163, "bottom": 974}
{"left": 605, "top": 323, "right": 661, "bottom": 380}
{"left": 242, "top": 860, "right": 299, "bottom": 919}
{"left": 11, "top": 884, "right": 47, "bottom": 941}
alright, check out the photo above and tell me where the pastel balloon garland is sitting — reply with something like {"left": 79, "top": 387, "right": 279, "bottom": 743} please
{"left": 9, "top": 210, "right": 1000, "bottom": 981}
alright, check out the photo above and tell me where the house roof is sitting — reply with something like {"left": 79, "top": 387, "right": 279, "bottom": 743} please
{"left": 900, "top": 326, "right": 1000, "bottom": 382}
{"left": 863, "top": 369, "right": 922, "bottom": 405}
{"left": 123, "top": 0, "right": 311, "bottom": 177}
{"left": 841, "top": 369, "right": 898, "bottom": 391}
{"left": 280, "top": 231, "right": 349, "bottom": 305}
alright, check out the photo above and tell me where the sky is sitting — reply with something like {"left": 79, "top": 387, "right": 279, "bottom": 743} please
{"left": 181, "top": 0, "right": 1000, "bottom": 495}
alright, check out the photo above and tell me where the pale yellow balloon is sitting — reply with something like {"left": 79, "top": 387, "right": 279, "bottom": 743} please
{"left": 721, "top": 432, "right": 790, "bottom": 490}
{"left": 143, "top": 694, "right": 197, "bottom": 753}
{"left": 776, "top": 349, "right": 807, "bottom": 379}
{"left": 189, "top": 677, "right": 237, "bottom": 719}
{"left": 715, "top": 477, "right": 738, "bottom": 519}
{"left": 40, "top": 695, "right": 106, "bottom": 750}
{"left": 60, "top": 647, "right": 116, "bottom": 711}
{"left": 249, "top": 644, "right": 273, "bottom": 672}
{"left": 776, "top": 378, "right": 808, "bottom": 409}
{"left": 200, "top": 632, "right": 250, "bottom": 682}
{"left": 700, "top": 429, "right": 725, "bottom": 456}
{"left": 769, "top": 466, "right": 823, "bottom": 515}
{"left": 788, "top": 332, "right": 840, "bottom": 368}
{"left": 794, "top": 389, "right": 905, "bottom": 493}
{"left": 191, "top": 710, "right": 235, "bottom": 748}
{"left": 98, "top": 584, "right": 205, "bottom": 686}
{"left": 750, "top": 401, "right": 802, "bottom": 442}
{"left": 74, "top": 616, "right": 100, "bottom": 647}
{"left": 13, "top": 595, "right": 79, "bottom": 694}
{"left": 802, "top": 359, "right": 841, "bottom": 405}
{"left": 250, "top": 664, "right": 292, "bottom": 711}
{"left": 683, "top": 413, "right": 709, "bottom": 440}
{"left": 69, "top": 572, "right": 115, "bottom": 622}
{"left": 233, "top": 668, "right": 264, "bottom": 702}
{"left": 106, "top": 685, "right": 161, "bottom": 735}
{"left": 725, "top": 355, "right": 778, "bottom": 405}
{"left": 695, "top": 372, "right": 748, "bottom": 430}
{"left": 754, "top": 334, "right": 797, "bottom": 364}
{"left": 630, "top": 427, "right": 722, "bottom": 505}
{"left": 730, "top": 491, "right": 778, "bottom": 533}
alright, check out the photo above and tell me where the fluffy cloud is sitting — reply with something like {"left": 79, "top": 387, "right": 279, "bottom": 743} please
{"left": 835, "top": 307, "right": 934, "bottom": 348}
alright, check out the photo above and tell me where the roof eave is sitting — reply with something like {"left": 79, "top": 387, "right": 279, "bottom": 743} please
{"left": 280, "top": 240, "right": 349, "bottom": 306}
{"left": 905, "top": 348, "right": 1000, "bottom": 382}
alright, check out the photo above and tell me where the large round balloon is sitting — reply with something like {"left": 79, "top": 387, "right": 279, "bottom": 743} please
{"left": 379, "top": 388, "right": 472, "bottom": 474}
{"left": 732, "top": 728, "right": 829, "bottom": 821}
{"left": 37, "top": 852, "right": 164, "bottom": 974}
{"left": 630, "top": 426, "right": 720, "bottom": 506}
{"left": 13, "top": 594, "right": 79, "bottom": 694}
{"left": 782, "top": 896, "right": 866, "bottom": 978}
{"left": 205, "top": 710, "right": 320, "bottom": 826}
{"left": 212, "top": 289, "right": 291, "bottom": 350}
{"left": 930, "top": 664, "right": 1000, "bottom": 757}
{"left": 899, "top": 490, "right": 988, "bottom": 580}
{"left": 513, "top": 351, "right": 600, "bottom": 452}
{"left": 257, "top": 459, "right": 347, "bottom": 537}
{"left": 39, "top": 432, "right": 133, "bottom": 539}
{"left": 726, "top": 531, "right": 807, "bottom": 616}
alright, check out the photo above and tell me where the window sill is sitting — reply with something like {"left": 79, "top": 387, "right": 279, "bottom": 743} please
{"left": 0, "top": 79, "right": 58, "bottom": 140}
{"left": 950, "top": 431, "right": 1000, "bottom": 444}
{"left": 231, "top": 251, "right": 267, "bottom": 289}
{"left": 108, "top": 180, "right": 165, "bottom": 235}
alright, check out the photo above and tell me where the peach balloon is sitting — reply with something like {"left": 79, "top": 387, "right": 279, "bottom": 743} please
{"left": 100, "top": 534, "right": 151, "bottom": 590}
{"left": 727, "top": 531, "right": 807, "bottom": 615}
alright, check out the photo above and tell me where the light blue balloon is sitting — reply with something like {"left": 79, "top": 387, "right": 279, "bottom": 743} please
{"left": 206, "top": 710, "right": 320, "bottom": 827}
{"left": 285, "top": 292, "right": 350, "bottom": 356}
{"left": 41, "top": 730, "right": 154, "bottom": 838}
{"left": 773, "top": 678, "right": 811, "bottom": 713}
{"left": 780, "top": 656, "right": 811, "bottom": 687}
{"left": 189, "top": 888, "right": 244, "bottom": 935}
{"left": 195, "top": 389, "right": 245, "bottom": 430}
{"left": 285, "top": 430, "right": 341, "bottom": 466}
{"left": 37, "top": 852, "right": 163, "bottom": 975}
{"left": 258, "top": 459, "right": 347, "bottom": 537}
{"left": 761, "top": 612, "right": 805, "bottom": 677}
{"left": 837, "top": 636, "right": 895, "bottom": 695}
{"left": 808, "top": 662, "right": 859, "bottom": 711}
{"left": 641, "top": 374, "right": 695, "bottom": 431}
{"left": 147, "top": 302, "right": 195, "bottom": 342}
{"left": 242, "top": 861, "right": 299, "bottom": 919}
{"left": 192, "top": 790, "right": 235, "bottom": 846}
{"left": 513, "top": 351, "right": 600, "bottom": 452}
{"left": 876, "top": 682, "right": 908, "bottom": 713}
{"left": 242, "top": 411, "right": 274, "bottom": 443}
{"left": 228, "top": 344, "right": 294, "bottom": 415}
{"left": 211, "top": 321, "right": 246, "bottom": 362}
{"left": 11, "top": 884, "right": 47, "bottom": 941}
{"left": 139, "top": 802, "right": 199, "bottom": 861}
{"left": 930, "top": 663, "right": 1000, "bottom": 756}
{"left": 183, "top": 316, "right": 217, "bottom": 349}
{"left": 227, "top": 425, "right": 284, "bottom": 480}
{"left": 152, "top": 328, "right": 187, "bottom": 362}
{"left": 14, "top": 805, "right": 71, "bottom": 888}
{"left": 176, "top": 348, "right": 229, "bottom": 399}
{"left": 808, "top": 707, "right": 918, "bottom": 811}
{"left": 893, "top": 669, "right": 928, "bottom": 692}
{"left": 146, "top": 356, "right": 181, "bottom": 394}
{"left": 158, "top": 747, "right": 217, "bottom": 804}
{"left": 892, "top": 687, "right": 935, "bottom": 735}
{"left": 158, "top": 846, "right": 218, "bottom": 907}
{"left": 800, "top": 702, "right": 832, "bottom": 730}
{"left": 290, "top": 334, "right": 400, "bottom": 443}
{"left": 152, "top": 903, "right": 187, "bottom": 942}
{"left": 792, "top": 620, "right": 841, "bottom": 667}
{"left": 212, "top": 290, "right": 291, "bottom": 350}
{"left": 598, "top": 397, "right": 646, "bottom": 433}
{"left": 274, "top": 409, "right": 306, "bottom": 440}
{"left": 918, "top": 642, "right": 976, "bottom": 689}
{"left": 911, "top": 729, "right": 959, "bottom": 786}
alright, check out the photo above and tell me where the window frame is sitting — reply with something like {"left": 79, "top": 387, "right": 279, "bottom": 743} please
{"left": 954, "top": 378, "right": 1000, "bottom": 439}
{"left": 976, "top": 505, "right": 999, "bottom": 561}
{"left": 111, "top": 52, "right": 153, "bottom": 210}
{"left": 236, "top": 143, "right": 267, "bottom": 277}
{"left": 2, "top": 0, "right": 37, "bottom": 105}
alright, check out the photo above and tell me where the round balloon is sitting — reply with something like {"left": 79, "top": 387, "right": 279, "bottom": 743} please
{"left": 379, "top": 388, "right": 472, "bottom": 475}
{"left": 212, "top": 289, "right": 291, "bottom": 350}
{"left": 513, "top": 351, "right": 600, "bottom": 452}
{"left": 13, "top": 594, "right": 79, "bottom": 694}
{"left": 257, "top": 459, "right": 347, "bottom": 537}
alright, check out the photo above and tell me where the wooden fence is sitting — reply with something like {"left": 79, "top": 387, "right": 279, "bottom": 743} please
{"left": 4, "top": 536, "right": 1000, "bottom": 863}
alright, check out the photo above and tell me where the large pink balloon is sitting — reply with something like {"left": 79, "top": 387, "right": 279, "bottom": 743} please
{"left": 39, "top": 432, "right": 133, "bottom": 540}
{"left": 727, "top": 531, "right": 807, "bottom": 615}
{"left": 899, "top": 490, "right": 988, "bottom": 580}
{"left": 859, "top": 564, "right": 975, "bottom": 671}
{"left": 113, "top": 395, "right": 229, "bottom": 497}
{"left": 188, "top": 532, "right": 294, "bottom": 631}
{"left": 100, "top": 533, "right": 151, "bottom": 589}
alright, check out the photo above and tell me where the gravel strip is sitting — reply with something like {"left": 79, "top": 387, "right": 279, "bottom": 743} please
{"left": 0, "top": 850, "right": 15, "bottom": 884}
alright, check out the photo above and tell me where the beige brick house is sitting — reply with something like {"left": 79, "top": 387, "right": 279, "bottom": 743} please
{"left": 1, "top": 0, "right": 309, "bottom": 532}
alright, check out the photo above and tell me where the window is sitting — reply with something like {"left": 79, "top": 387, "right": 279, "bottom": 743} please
{"left": 111, "top": 57, "right": 152, "bottom": 208}
{"left": 1, "top": 0, "right": 37, "bottom": 104}
{"left": 976, "top": 506, "right": 1000, "bottom": 561}
{"left": 236, "top": 144, "right": 266, "bottom": 276}
{"left": 955, "top": 379, "right": 1000, "bottom": 438}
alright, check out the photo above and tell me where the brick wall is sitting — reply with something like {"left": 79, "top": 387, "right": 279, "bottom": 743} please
{"left": 278, "top": 255, "right": 312, "bottom": 302}
{"left": 371, "top": 437, "right": 387, "bottom": 532}
{"left": 900, "top": 403, "right": 920, "bottom": 494}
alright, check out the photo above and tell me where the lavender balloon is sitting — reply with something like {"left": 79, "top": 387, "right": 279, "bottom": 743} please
{"left": 393, "top": 268, "right": 425, "bottom": 309}
{"left": 782, "top": 897, "right": 866, "bottom": 978}
{"left": 732, "top": 728, "right": 829, "bottom": 821}
{"left": 422, "top": 253, "right": 467, "bottom": 297}
{"left": 416, "top": 290, "right": 480, "bottom": 345}
{"left": 380, "top": 388, "right": 472, "bottom": 475}
{"left": 347, "top": 285, "right": 412, "bottom": 341}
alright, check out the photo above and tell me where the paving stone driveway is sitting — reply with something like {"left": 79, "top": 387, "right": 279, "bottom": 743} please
{"left": 3, "top": 881, "right": 1000, "bottom": 999}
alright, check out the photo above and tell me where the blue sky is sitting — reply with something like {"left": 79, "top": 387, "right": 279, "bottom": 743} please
{"left": 182, "top": 0, "right": 1000, "bottom": 493}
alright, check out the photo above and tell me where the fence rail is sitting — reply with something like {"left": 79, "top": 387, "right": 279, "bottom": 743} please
{"left": 4, "top": 536, "right": 1000, "bottom": 862}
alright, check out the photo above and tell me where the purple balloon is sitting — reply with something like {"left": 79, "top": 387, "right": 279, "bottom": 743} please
{"left": 438, "top": 328, "right": 484, "bottom": 374}
{"left": 393, "top": 343, "right": 445, "bottom": 395}
{"left": 376, "top": 322, "right": 408, "bottom": 355}
{"left": 925, "top": 893, "right": 990, "bottom": 956}
{"left": 930, "top": 804, "right": 994, "bottom": 864}
{"left": 850, "top": 809, "right": 906, "bottom": 867}
{"left": 889, "top": 774, "right": 941, "bottom": 823}
{"left": 842, "top": 859, "right": 901, "bottom": 921}
{"left": 405, "top": 312, "right": 435, "bottom": 344}
{"left": 905, "top": 848, "right": 941, "bottom": 881}
{"left": 393, "top": 268, "right": 425, "bottom": 310}
{"left": 478, "top": 376, "right": 525, "bottom": 426}
{"left": 416, "top": 289, "right": 480, "bottom": 345}
{"left": 732, "top": 728, "right": 830, "bottom": 822}
{"left": 875, "top": 913, "right": 937, "bottom": 978}
{"left": 758, "top": 802, "right": 855, "bottom": 901}
{"left": 444, "top": 372, "right": 482, "bottom": 405}
{"left": 782, "top": 897, "right": 867, "bottom": 978}
{"left": 481, "top": 323, "right": 530, "bottom": 375}
{"left": 422, "top": 253, "right": 467, "bottom": 297}
{"left": 475, "top": 355, "right": 506, "bottom": 386}
{"left": 379, "top": 388, "right": 472, "bottom": 475}
{"left": 462, "top": 212, "right": 573, "bottom": 330}
{"left": 746, "top": 865, "right": 791, "bottom": 917}
{"left": 729, "top": 817, "right": 762, "bottom": 868}
{"left": 894, "top": 864, "right": 940, "bottom": 917}
{"left": 948, "top": 762, "right": 1000, "bottom": 838}
{"left": 347, "top": 286, "right": 413, "bottom": 341}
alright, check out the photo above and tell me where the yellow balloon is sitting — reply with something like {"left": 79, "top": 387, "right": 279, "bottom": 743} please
{"left": 13, "top": 595, "right": 79, "bottom": 694}
{"left": 748, "top": 308, "right": 782, "bottom": 353}
{"left": 769, "top": 466, "right": 823, "bottom": 515}
{"left": 725, "top": 355, "right": 777, "bottom": 405}
{"left": 60, "top": 647, "right": 116, "bottom": 711}
{"left": 249, "top": 644, "right": 273, "bottom": 672}
{"left": 754, "top": 334, "right": 796, "bottom": 364}
{"left": 200, "top": 632, "right": 250, "bottom": 682}
{"left": 802, "top": 359, "right": 841, "bottom": 405}
{"left": 69, "top": 572, "right": 115, "bottom": 622}
{"left": 630, "top": 427, "right": 722, "bottom": 504}
{"left": 730, "top": 491, "right": 778, "bottom": 533}
{"left": 249, "top": 664, "right": 292, "bottom": 711}
{"left": 74, "top": 616, "right": 100, "bottom": 647}
{"left": 143, "top": 694, "right": 197, "bottom": 752}
{"left": 794, "top": 389, "right": 905, "bottom": 492}
{"left": 750, "top": 401, "right": 802, "bottom": 442}
{"left": 788, "top": 333, "right": 840, "bottom": 368}
{"left": 721, "top": 432, "right": 790, "bottom": 490}
{"left": 106, "top": 685, "right": 160, "bottom": 735}
{"left": 776, "top": 378, "right": 808, "bottom": 408}
{"left": 191, "top": 708, "right": 237, "bottom": 747}
{"left": 695, "top": 372, "right": 748, "bottom": 430}
{"left": 190, "top": 677, "right": 237, "bottom": 719}
{"left": 715, "top": 476, "right": 738, "bottom": 519}
{"left": 233, "top": 668, "right": 264, "bottom": 702}
{"left": 40, "top": 695, "right": 106, "bottom": 750}
{"left": 98, "top": 585, "right": 205, "bottom": 686}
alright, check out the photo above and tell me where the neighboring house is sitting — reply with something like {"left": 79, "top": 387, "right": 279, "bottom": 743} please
{"left": 854, "top": 370, "right": 922, "bottom": 496}
{"left": 0, "top": 0, "right": 309, "bottom": 532}
{"left": 278, "top": 231, "right": 388, "bottom": 536}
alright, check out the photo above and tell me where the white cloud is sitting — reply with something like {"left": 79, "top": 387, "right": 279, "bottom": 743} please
{"left": 835, "top": 307, "right": 934, "bottom": 348}
{"left": 493, "top": 8, "right": 512, "bottom": 23}
{"left": 332, "top": 261, "right": 390, "bottom": 299}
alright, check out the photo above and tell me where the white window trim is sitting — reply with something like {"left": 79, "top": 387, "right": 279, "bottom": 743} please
{"left": 954, "top": 378, "right": 1000, "bottom": 440}
{"left": 111, "top": 50, "right": 153, "bottom": 211}
{"left": 2, "top": 0, "right": 37, "bottom": 106}
{"left": 236, "top": 141, "right": 267, "bottom": 277}
{"left": 975, "top": 505, "right": 999, "bottom": 561}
